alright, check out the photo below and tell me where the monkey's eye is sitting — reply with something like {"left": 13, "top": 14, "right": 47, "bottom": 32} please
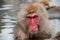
{"left": 33, "top": 16, "right": 38, "bottom": 18}
{"left": 26, "top": 13, "right": 39, "bottom": 19}
{"left": 26, "top": 16, "right": 32, "bottom": 19}
{"left": 26, "top": 16, "right": 38, "bottom": 19}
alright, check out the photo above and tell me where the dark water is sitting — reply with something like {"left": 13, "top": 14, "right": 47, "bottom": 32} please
{"left": 0, "top": 7, "right": 17, "bottom": 40}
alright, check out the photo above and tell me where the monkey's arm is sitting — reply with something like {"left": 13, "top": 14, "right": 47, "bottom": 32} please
{"left": 14, "top": 23, "right": 28, "bottom": 40}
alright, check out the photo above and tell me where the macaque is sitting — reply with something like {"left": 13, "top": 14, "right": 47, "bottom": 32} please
{"left": 40, "top": 0, "right": 55, "bottom": 10}
{"left": 14, "top": 3, "right": 52, "bottom": 40}
{"left": 40, "top": 0, "right": 50, "bottom": 8}
{"left": 53, "top": 31, "right": 60, "bottom": 40}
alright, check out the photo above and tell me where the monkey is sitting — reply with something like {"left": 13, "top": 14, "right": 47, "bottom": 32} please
{"left": 13, "top": 2, "right": 52, "bottom": 40}
{"left": 40, "top": 0, "right": 56, "bottom": 10}
{"left": 52, "top": 31, "right": 60, "bottom": 40}
{"left": 40, "top": 0, "right": 50, "bottom": 9}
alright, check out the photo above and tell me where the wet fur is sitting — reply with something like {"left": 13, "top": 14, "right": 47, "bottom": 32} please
{"left": 40, "top": 0, "right": 50, "bottom": 8}
{"left": 14, "top": 3, "right": 52, "bottom": 40}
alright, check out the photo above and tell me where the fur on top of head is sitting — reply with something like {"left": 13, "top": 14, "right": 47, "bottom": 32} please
{"left": 26, "top": 3, "right": 39, "bottom": 13}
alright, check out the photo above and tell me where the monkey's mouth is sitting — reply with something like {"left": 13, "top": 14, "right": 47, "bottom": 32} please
{"left": 26, "top": 13, "right": 39, "bottom": 33}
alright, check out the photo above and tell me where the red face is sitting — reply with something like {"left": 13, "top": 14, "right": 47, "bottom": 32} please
{"left": 26, "top": 13, "right": 39, "bottom": 33}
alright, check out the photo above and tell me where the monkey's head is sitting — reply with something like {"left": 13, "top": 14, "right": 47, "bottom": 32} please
{"left": 18, "top": 3, "right": 51, "bottom": 38}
